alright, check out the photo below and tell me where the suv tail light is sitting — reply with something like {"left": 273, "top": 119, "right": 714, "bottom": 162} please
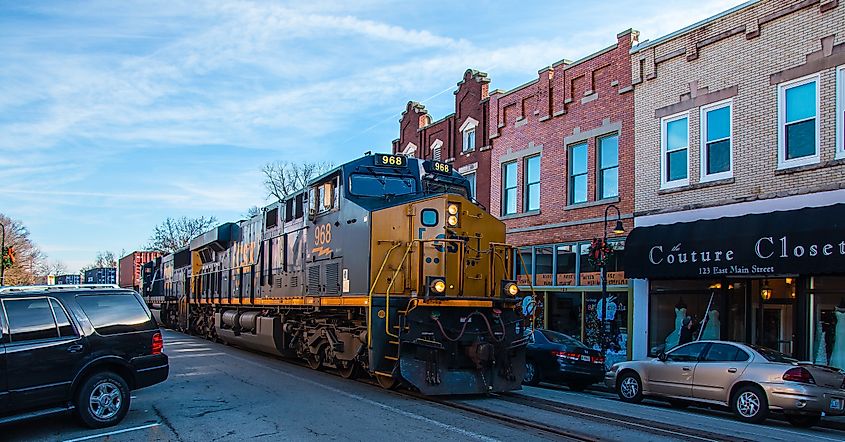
{"left": 783, "top": 367, "right": 815, "bottom": 384}
{"left": 152, "top": 332, "right": 163, "bottom": 355}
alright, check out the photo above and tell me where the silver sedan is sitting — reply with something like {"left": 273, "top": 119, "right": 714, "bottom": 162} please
{"left": 606, "top": 341, "right": 845, "bottom": 428}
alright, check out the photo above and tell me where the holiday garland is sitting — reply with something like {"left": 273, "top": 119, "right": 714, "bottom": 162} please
{"left": 587, "top": 238, "right": 615, "bottom": 267}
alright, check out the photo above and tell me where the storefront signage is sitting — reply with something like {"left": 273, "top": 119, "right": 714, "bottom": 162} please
{"left": 625, "top": 204, "right": 845, "bottom": 279}
{"left": 535, "top": 273, "right": 553, "bottom": 286}
{"left": 556, "top": 273, "right": 576, "bottom": 286}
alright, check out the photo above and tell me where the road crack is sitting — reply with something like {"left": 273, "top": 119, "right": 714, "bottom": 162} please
{"left": 152, "top": 404, "right": 184, "bottom": 442}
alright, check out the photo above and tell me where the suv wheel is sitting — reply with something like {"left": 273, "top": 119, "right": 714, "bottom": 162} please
{"left": 616, "top": 371, "right": 643, "bottom": 403}
{"left": 731, "top": 385, "right": 768, "bottom": 424}
{"left": 76, "top": 372, "right": 131, "bottom": 428}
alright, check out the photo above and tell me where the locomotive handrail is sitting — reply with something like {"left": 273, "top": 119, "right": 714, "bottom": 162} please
{"left": 367, "top": 241, "right": 403, "bottom": 349}
{"left": 383, "top": 242, "right": 415, "bottom": 339}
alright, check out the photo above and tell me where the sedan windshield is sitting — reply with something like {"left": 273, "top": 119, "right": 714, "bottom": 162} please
{"left": 748, "top": 344, "right": 798, "bottom": 364}
{"left": 540, "top": 330, "right": 588, "bottom": 348}
{"left": 349, "top": 174, "right": 416, "bottom": 198}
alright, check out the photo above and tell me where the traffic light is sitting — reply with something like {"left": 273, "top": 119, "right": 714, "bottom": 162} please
{"left": 1, "top": 246, "right": 14, "bottom": 269}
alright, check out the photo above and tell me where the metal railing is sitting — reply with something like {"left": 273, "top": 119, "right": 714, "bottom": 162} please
{"left": 0, "top": 284, "right": 122, "bottom": 294}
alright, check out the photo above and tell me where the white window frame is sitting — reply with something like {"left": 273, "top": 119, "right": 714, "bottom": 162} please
{"left": 660, "top": 112, "right": 690, "bottom": 189}
{"left": 402, "top": 142, "right": 417, "bottom": 158}
{"left": 699, "top": 99, "right": 733, "bottom": 182}
{"left": 430, "top": 139, "right": 443, "bottom": 161}
{"left": 777, "top": 73, "right": 820, "bottom": 169}
{"left": 462, "top": 171, "right": 477, "bottom": 199}
{"left": 837, "top": 65, "right": 844, "bottom": 160}
{"left": 459, "top": 117, "right": 479, "bottom": 153}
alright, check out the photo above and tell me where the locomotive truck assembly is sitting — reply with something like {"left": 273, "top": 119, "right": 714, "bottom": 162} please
{"left": 141, "top": 154, "right": 530, "bottom": 394}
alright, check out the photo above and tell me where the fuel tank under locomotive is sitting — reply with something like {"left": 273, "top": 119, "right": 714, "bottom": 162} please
{"left": 398, "top": 304, "right": 527, "bottom": 395}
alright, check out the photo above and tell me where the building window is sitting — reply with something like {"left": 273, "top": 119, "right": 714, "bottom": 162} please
{"left": 524, "top": 155, "right": 540, "bottom": 211}
{"left": 502, "top": 161, "right": 517, "bottom": 215}
{"left": 700, "top": 100, "right": 732, "bottom": 181}
{"left": 778, "top": 74, "right": 819, "bottom": 168}
{"left": 463, "top": 127, "right": 476, "bottom": 152}
{"left": 837, "top": 66, "right": 844, "bottom": 159}
{"left": 463, "top": 171, "right": 476, "bottom": 199}
{"left": 661, "top": 113, "right": 689, "bottom": 188}
{"left": 569, "top": 142, "right": 588, "bottom": 204}
{"left": 597, "top": 134, "right": 618, "bottom": 199}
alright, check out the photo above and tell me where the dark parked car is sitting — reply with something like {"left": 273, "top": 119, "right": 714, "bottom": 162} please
{"left": 523, "top": 329, "right": 605, "bottom": 391}
{"left": 0, "top": 284, "right": 168, "bottom": 428}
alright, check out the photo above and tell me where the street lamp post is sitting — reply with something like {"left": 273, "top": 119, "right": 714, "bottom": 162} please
{"left": 600, "top": 205, "right": 624, "bottom": 356}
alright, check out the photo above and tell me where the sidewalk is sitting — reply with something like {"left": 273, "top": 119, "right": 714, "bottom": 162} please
{"left": 576, "top": 383, "right": 845, "bottom": 432}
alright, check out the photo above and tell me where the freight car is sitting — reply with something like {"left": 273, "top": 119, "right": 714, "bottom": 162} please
{"left": 143, "top": 154, "right": 529, "bottom": 394}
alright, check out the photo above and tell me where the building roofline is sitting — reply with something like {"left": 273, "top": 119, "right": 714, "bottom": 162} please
{"left": 631, "top": 0, "right": 760, "bottom": 53}
{"left": 490, "top": 78, "right": 539, "bottom": 97}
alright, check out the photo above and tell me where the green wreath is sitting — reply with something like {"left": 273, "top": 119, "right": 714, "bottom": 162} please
{"left": 587, "top": 238, "right": 615, "bottom": 267}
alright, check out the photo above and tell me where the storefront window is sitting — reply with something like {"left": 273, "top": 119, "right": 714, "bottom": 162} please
{"left": 555, "top": 245, "right": 576, "bottom": 286}
{"left": 535, "top": 247, "right": 553, "bottom": 286}
{"left": 579, "top": 243, "right": 600, "bottom": 286}
{"left": 516, "top": 248, "right": 532, "bottom": 285}
{"left": 548, "top": 292, "right": 582, "bottom": 339}
{"left": 648, "top": 279, "right": 720, "bottom": 356}
{"left": 585, "top": 291, "right": 628, "bottom": 368}
{"left": 811, "top": 276, "right": 845, "bottom": 369}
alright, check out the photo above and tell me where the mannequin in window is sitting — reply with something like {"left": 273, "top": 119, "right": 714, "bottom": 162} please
{"left": 814, "top": 319, "right": 828, "bottom": 366}
{"left": 664, "top": 299, "right": 687, "bottom": 351}
{"left": 830, "top": 299, "right": 845, "bottom": 369}
{"left": 701, "top": 308, "right": 720, "bottom": 340}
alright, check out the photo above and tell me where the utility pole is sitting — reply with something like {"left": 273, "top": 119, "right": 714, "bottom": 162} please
{"left": 1, "top": 222, "right": 6, "bottom": 286}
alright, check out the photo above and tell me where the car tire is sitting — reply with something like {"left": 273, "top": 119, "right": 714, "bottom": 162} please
{"left": 616, "top": 371, "right": 643, "bottom": 403}
{"left": 523, "top": 360, "right": 540, "bottom": 386}
{"left": 731, "top": 385, "right": 768, "bottom": 424}
{"left": 785, "top": 413, "right": 821, "bottom": 428}
{"left": 568, "top": 383, "right": 587, "bottom": 392}
{"left": 76, "top": 371, "right": 131, "bottom": 429}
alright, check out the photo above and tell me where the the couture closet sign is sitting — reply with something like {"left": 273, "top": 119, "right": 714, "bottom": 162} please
{"left": 625, "top": 204, "right": 845, "bottom": 279}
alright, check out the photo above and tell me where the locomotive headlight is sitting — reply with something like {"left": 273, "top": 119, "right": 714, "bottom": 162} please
{"left": 447, "top": 204, "right": 459, "bottom": 215}
{"left": 502, "top": 281, "right": 519, "bottom": 297}
{"left": 447, "top": 215, "right": 459, "bottom": 226}
{"left": 431, "top": 279, "right": 446, "bottom": 293}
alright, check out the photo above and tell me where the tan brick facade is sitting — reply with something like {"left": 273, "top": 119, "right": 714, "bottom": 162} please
{"left": 632, "top": 0, "right": 845, "bottom": 216}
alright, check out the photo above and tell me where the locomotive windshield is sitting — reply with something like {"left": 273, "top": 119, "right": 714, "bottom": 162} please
{"left": 348, "top": 174, "right": 417, "bottom": 198}
{"left": 422, "top": 176, "right": 469, "bottom": 199}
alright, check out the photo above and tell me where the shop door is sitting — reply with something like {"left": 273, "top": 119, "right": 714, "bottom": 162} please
{"left": 751, "top": 279, "right": 795, "bottom": 356}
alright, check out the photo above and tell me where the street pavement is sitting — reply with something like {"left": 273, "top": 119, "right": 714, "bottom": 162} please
{"left": 4, "top": 330, "right": 845, "bottom": 441}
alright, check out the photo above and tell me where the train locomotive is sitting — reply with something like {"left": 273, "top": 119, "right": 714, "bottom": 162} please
{"left": 142, "top": 154, "right": 529, "bottom": 394}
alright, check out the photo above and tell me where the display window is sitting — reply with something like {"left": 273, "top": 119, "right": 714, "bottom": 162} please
{"left": 811, "top": 276, "right": 845, "bottom": 369}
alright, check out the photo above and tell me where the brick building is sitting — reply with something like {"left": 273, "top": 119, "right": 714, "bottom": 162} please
{"left": 392, "top": 69, "right": 492, "bottom": 209}
{"left": 623, "top": 0, "right": 845, "bottom": 364}
{"left": 487, "top": 30, "right": 639, "bottom": 364}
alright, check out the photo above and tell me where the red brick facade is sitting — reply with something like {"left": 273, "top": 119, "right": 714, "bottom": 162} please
{"left": 488, "top": 30, "right": 638, "bottom": 248}
{"left": 392, "top": 69, "right": 492, "bottom": 209}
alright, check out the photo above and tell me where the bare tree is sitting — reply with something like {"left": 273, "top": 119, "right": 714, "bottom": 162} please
{"left": 1, "top": 213, "right": 46, "bottom": 286}
{"left": 80, "top": 251, "right": 118, "bottom": 272}
{"left": 244, "top": 206, "right": 261, "bottom": 218}
{"left": 146, "top": 216, "right": 218, "bottom": 254}
{"left": 43, "top": 260, "right": 68, "bottom": 275}
{"left": 262, "top": 160, "right": 333, "bottom": 201}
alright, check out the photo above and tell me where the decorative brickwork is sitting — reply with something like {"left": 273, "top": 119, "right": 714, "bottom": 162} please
{"left": 488, "top": 30, "right": 638, "bottom": 247}
{"left": 631, "top": 0, "right": 845, "bottom": 216}
{"left": 392, "top": 69, "right": 492, "bottom": 208}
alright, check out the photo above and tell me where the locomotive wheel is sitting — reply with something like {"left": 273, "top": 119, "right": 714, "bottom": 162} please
{"left": 307, "top": 353, "right": 323, "bottom": 370}
{"left": 338, "top": 361, "right": 360, "bottom": 379}
{"left": 375, "top": 373, "right": 398, "bottom": 390}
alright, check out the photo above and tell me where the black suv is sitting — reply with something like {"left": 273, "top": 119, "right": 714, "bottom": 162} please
{"left": 0, "top": 285, "right": 168, "bottom": 428}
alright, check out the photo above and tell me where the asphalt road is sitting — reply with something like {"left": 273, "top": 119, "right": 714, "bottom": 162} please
{"left": 5, "top": 330, "right": 845, "bottom": 441}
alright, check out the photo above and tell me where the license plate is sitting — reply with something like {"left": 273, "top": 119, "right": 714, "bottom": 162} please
{"left": 581, "top": 355, "right": 591, "bottom": 362}
{"left": 831, "top": 398, "right": 843, "bottom": 411}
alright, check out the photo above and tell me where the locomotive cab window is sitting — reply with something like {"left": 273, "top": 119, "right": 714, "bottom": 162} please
{"left": 310, "top": 176, "right": 339, "bottom": 216}
{"left": 349, "top": 174, "right": 416, "bottom": 198}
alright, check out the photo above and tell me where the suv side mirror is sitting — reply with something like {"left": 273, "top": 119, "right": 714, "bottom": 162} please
{"left": 658, "top": 351, "right": 668, "bottom": 362}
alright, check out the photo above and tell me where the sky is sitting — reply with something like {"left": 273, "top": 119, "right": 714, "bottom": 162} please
{"left": 0, "top": 0, "right": 746, "bottom": 273}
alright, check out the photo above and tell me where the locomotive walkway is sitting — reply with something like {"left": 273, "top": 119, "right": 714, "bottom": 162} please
{"left": 5, "top": 330, "right": 845, "bottom": 441}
